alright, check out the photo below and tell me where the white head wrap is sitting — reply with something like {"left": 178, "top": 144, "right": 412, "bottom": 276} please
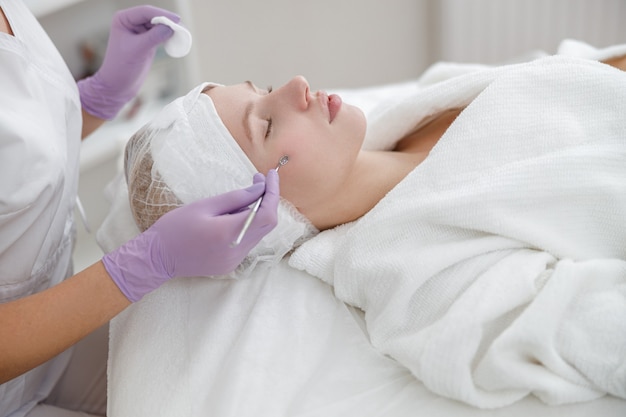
{"left": 125, "top": 82, "right": 318, "bottom": 278}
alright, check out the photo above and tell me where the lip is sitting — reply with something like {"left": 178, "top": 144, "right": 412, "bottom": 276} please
{"left": 328, "top": 94, "right": 342, "bottom": 123}
{"left": 318, "top": 90, "right": 342, "bottom": 123}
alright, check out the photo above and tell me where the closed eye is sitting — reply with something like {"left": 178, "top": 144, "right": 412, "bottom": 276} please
{"left": 265, "top": 118, "right": 273, "bottom": 138}
{"left": 264, "top": 85, "right": 273, "bottom": 138}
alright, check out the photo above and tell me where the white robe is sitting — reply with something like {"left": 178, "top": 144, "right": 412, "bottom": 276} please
{"left": 291, "top": 51, "right": 626, "bottom": 408}
{"left": 0, "top": 1, "right": 82, "bottom": 416}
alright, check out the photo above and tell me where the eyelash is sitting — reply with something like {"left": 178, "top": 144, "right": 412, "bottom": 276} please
{"left": 264, "top": 85, "right": 273, "bottom": 139}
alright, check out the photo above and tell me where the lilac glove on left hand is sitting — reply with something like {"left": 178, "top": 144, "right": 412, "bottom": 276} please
{"left": 102, "top": 171, "right": 280, "bottom": 302}
{"left": 78, "top": 5, "right": 180, "bottom": 120}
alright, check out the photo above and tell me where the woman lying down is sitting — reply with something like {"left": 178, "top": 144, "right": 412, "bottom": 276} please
{"left": 102, "top": 39, "right": 626, "bottom": 409}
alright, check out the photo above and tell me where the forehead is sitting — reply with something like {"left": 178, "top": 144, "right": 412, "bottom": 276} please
{"left": 203, "top": 83, "right": 257, "bottom": 160}
{"left": 204, "top": 83, "right": 248, "bottom": 112}
{"left": 203, "top": 82, "right": 249, "bottom": 121}
{"left": 205, "top": 81, "right": 255, "bottom": 104}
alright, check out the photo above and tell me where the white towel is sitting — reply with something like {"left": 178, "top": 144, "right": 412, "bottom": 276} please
{"left": 290, "top": 50, "right": 626, "bottom": 407}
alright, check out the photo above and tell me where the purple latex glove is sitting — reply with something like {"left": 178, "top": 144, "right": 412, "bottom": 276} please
{"left": 102, "top": 171, "right": 280, "bottom": 302}
{"left": 78, "top": 5, "right": 180, "bottom": 120}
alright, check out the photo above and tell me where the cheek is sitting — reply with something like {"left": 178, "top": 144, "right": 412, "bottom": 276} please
{"left": 278, "top": 136, "right": 353, "bottom": 209}
{"left": 273, "top": 136, "right": 323, "bottom": 206}
{"left": 272, "top": 122, "right": 319, "bottom": 174}
{"left": 277, "top": 140, "right": 316, "bottom": 186}
{"left": 275, "top": 110, "right": 364, "bottom": 209}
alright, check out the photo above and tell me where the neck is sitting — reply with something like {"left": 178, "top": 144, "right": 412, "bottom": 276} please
{"left": 301, "top": 108, "right": 459, "bottom": 230}
{"left": 304, "top": 150, "right": 425, "bottom": 230}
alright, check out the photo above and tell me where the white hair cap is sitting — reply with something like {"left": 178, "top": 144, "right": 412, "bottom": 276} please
{"left": 125, "top": 82, "right": 318, "bottom": 278}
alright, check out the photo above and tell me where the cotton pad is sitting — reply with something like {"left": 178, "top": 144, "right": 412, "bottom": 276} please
{"left": 151, "top": 16, "right": 192, "bottom": 58}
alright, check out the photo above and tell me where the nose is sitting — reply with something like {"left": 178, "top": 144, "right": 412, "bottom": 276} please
{"left": 279, "top": 75, "right": 309, "bottom": 110}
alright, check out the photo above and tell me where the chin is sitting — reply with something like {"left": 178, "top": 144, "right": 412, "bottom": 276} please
{"left": 341, "top": 104, "right": 367, "bottom": 139}
{"left": 353, "top": 107, "right": 367, "bottom": 142}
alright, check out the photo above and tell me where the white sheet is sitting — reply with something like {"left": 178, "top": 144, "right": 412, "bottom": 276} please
{"left": 100, "top": 40, "right": 626, "bottom": 416}
{"left": 107, "top": 258, "right": 626, "bottom": 417}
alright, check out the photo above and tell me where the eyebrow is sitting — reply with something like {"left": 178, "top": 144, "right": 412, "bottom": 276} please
{"left": 243, "top": 80, "right": 255, "bottom": 143}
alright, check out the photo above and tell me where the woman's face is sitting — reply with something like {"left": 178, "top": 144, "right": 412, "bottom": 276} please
{"left": 205, "top": 76, "right": 366, "bottom": 214}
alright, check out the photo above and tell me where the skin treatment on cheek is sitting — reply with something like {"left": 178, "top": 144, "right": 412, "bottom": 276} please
{"left": 22, "top": 1, "right": 624, "bottom": 416}
{"left": 116, "top": 81, "right": 316, "bottom": 279}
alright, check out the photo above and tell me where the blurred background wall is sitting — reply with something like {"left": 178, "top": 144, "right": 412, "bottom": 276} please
{"left": 185, "top": 0, "right": 432, "bottom": 89}
{"left": 33, "top": 0, "right": 626, "bottom": 93}
{"left": 186, "top": 0, "right": 626, "bottom": 89}
{"left": 436, "top": 0, "right": 625, "bottom": 64}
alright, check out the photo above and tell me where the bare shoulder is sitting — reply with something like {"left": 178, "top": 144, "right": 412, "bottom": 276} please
{"left": 0, "top": 7, "right": 14, "bottom": 36}
{"left": 394, "top": 108, "right": 463, "bottom": 154}
{"left": 603, "top": 55, "right": 626, "bottom": 72}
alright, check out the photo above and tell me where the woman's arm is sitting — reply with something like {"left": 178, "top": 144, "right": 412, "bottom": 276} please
{"left": 0, "top": 173, "right": 281, "bottom": 385}
{"left": 0, "top": 261, "right": 131, "bottom": 384}
{"left": 81, "top": 109, "right": 106, "bottom": 139}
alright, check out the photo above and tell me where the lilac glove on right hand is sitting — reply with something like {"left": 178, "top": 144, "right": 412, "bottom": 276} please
{"left": 103, "top": 170, "right": 280, "bottom": 302}
{"left": 78, "top": 5, "right": 180, "bottom": 120}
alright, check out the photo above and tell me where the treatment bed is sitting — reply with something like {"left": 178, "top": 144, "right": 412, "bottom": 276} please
{"left": 96, "top": 40, "right": 626, "bottom": 416}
